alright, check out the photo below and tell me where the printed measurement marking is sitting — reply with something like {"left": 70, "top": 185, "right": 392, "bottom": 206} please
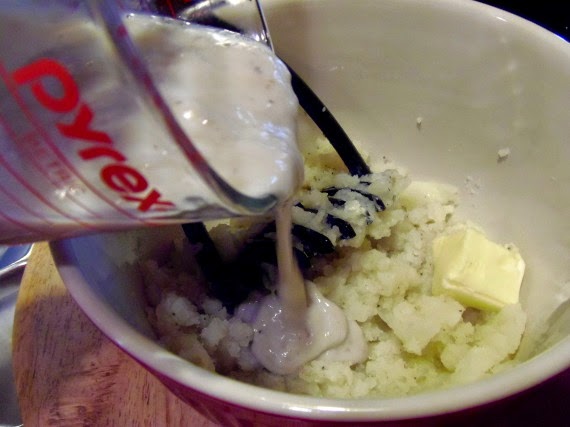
{"left": 0, "top": 61, "right": 157, "bottom": 224}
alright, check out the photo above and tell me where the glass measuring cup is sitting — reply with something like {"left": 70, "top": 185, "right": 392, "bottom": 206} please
{"left": 0, "top": 0, "right": 300, "bottom": 244}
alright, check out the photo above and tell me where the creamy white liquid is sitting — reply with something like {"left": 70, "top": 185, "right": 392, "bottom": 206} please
{"left": 129, "top": 14, "right": 368, "bottom": 373}
{"left": 126, "top": 15, "right": 304, "bottom": 202}
{"left": 0, "top": 7, "right": 304, "bottom": 242}
{"left": 0, "top": 4, "right": 366, "bottom": 371}
{"left": 249, "top": 201, "right": 368, "bottom": 375}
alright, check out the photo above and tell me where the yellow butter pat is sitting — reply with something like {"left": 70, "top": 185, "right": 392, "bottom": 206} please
{"left": 432, "top": 228, "right": 525, "bottom": 311}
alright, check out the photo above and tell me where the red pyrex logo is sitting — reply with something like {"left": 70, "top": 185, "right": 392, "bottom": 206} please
{"left": 9, "top": 58, "right": 175, "bottom": 213}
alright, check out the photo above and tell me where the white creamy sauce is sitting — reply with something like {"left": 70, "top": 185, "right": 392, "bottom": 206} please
{"left": 126, "top": 15, "right": 304, "bottom": 201}
{"left": 129, "top": 15, "right": 368, "bottom": 374}
{"left": 317, "top": 318, "right": 368, "bottom": 363}
{"left": 0, "top": 8, "right": 304, "bottom": 242}
{"left": 247, "top": 201, "right": 368, "bottom": 375}
{"left": 1, "top": 4, "right": 367, "bottom": 372}
{"left": 250, "top": 282, "right": 346, "bottom": 375}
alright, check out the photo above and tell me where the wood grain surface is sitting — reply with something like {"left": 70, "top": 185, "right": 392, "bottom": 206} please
{"left": 12, "top": 243, "right": 217, "bottom": 427}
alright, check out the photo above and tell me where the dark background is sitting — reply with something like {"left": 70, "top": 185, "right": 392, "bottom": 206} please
{"left": 156, "top": 1, "right": 569, "bottom": 41}
{"left": 478, "top": 0, "right": 569, "bottom": 40}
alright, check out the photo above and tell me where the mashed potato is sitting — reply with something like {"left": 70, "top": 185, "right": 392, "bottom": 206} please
{"left": 142, "top": 122, "right": 526, "bottom": 398}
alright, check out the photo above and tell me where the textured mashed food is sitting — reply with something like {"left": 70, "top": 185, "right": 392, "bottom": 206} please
{"left": 142, "top": 119, "right": 526, "bottom": 398}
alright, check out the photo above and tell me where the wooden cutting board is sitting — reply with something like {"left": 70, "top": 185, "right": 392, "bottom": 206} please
{"left": 12, "top": 243, "right": 217, "bottom": 427}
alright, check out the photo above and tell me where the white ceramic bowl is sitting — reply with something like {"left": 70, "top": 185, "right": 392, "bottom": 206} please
{"left": 52, "top": 0, "right": 570, "bottom": 425}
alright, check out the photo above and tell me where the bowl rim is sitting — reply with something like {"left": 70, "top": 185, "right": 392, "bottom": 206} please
{"left": 51, "top": 233, "right": 570, "bottom": 423}
{"left": 50, "top": 0, "right": 570, "bottom": 421}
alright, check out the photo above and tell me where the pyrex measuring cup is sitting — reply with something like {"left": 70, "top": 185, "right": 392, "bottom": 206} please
{"left": 0, "top": 0, "right": 300, "bottom": 244}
